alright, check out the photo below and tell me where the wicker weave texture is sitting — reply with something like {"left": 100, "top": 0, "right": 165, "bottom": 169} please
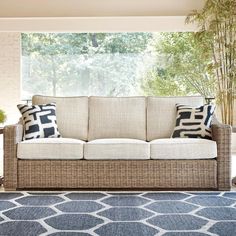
{"left": 4, "top": 115, "right": 231, "bottom": 191}
{"left": 17, "top": 160, "right": 217, "bottom": 189}
{"left": 212, "top": 120, "right": 232, "bottom": 190}
{"left": 3, "top": 124, "right": 23, "bottom": 190}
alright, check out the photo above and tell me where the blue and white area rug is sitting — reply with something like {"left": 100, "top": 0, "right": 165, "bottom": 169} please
{"left": 0, "top": 191, "right": 236, "bottom": 236}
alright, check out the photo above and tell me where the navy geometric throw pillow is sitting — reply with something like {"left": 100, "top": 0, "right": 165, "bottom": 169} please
{"left": 171, "top": 104, "right": 215, "bottom": 140}
{"left": 17, "top": 103, "right": 61, "bottom": 140}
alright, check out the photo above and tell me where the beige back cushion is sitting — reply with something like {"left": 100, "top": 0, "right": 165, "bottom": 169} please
{"left": 147, "top": 96, "right": 204, "bottom": 141}
{"left": 32, "top": 95, "right": 88, "bottom": 140}
{"left": 88, "top": 97, "right": 146, "bottom": 141}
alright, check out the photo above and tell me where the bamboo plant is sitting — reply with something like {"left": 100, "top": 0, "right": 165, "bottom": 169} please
{"left": 186, "top": 0, "right": 236, "bottom": 125}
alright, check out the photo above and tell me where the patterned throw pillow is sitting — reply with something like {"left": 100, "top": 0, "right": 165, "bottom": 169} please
{"left": 17, "top": 103, "right": 61, "bottom": 140}
{"left": 171, "top": 104, "right": 215, "bottom": 139}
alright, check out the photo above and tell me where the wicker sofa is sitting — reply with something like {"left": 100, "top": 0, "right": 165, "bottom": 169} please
{"left": 4, "top": 95, "right": 232, "bottom": 190}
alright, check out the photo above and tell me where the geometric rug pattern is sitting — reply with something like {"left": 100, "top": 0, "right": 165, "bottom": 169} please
{"left": 0, "top": 191, "right": 236, "bottom": 236}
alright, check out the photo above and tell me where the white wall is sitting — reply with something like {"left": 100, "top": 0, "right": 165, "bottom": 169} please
{"left": 0, "top": 0, "right": 204, "bottom": 32}
{"left": 0, "top": 33, "right": 21, "bottom": 124}
{"left": 0, "top": 0, "right": 205, "bottom": 17}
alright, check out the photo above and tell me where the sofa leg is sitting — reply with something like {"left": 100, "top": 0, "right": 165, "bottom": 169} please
{"left": 2, "top": 177, "right": 17, "bottom": 191}
{"left": 3, "top": 178, "right": 17, "bottom": 191}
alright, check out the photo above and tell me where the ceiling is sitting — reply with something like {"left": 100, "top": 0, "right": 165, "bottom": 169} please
{"left": 0, "top": 0, "right": 205, "bottom": 17}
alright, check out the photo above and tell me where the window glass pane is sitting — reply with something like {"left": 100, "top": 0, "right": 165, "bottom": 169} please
{"left": 21, "top": 33, "right": 155, "bottom": 98}
{"left": 21, "top": 33, "right": 214, "bottom": 99}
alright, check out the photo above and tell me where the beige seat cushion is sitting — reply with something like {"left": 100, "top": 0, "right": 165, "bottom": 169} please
{"left": 84, "top": 138, "right": 150, "bottom": 160}
{"left": 88, "top": 97, "right": 146, "bottom": 141}
{"left": 17, "top": 138, "right": 84, "bottom": 160}
{"left": 150, "top": 138, "right": 217, "bottom": 160}
{"left": 147, "top": 96, "right": 204, "bottom": 141}
{"left": 32, "top": 95, "right": 88, "bottom": 140}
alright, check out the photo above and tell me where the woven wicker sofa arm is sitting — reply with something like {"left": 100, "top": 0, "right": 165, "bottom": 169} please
{"left": 4, "top": 124, "right": 23, "bottom": 190}
{"left": 211, "top": 119, "right": 232, "bottom": 190}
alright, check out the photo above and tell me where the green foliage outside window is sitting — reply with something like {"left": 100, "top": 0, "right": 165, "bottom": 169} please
{"left": 142, "top": 32, "right": 215, "bottom": 98}
{"left": 22, "top": 32, "right": 215, "bottom": 100}
{"left": 22, "top": 33, "right": 153, "bottom": 97}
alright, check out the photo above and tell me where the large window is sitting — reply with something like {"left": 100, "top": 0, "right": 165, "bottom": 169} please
{"left": 21, "top": 33, "right": 214, "bottom": 99}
